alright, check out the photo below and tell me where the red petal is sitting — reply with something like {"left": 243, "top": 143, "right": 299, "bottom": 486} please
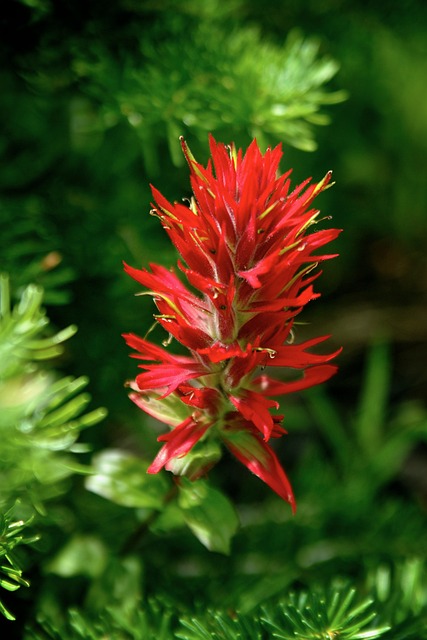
{"left": 178, "top": 385, "right": 222, "bottom": 411}
{"left": 253, "top": 364, "right": 339, "bottom": 396}
{"left": 222, "top": 428, "right": 295, "bottom": 511}
{"left": 135, "top": 362, "right": 205, "bottom": 397}
{"left": 123, "top": 333, "right": 195, "bottom": 365}
{"left": 237, "top": 250, "right": 280, "bottom": 288}
{"left": 268, "top": 337, "right": 342, "bottom": 369}
{"left": 124, "top": 262, "right": 200, "bottom": 306}
{"left": 197, "top": 340, "right": 252, "bottom": 363}
{"left": 229, "top": 390, "right": 279, "bottom": 441}
{"left": 147, "top": 418, "right": 211, "bottom": 474}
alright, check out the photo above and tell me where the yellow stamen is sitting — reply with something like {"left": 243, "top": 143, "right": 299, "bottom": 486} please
{"left": 282, "top": 262, "right": 319, "bottom": 292}
{"left": 136, "top": 291, "right": 184, "bottom": 318}
{"left": 309, "top": 170, "right": 334, "bottom": 199}
{"left": 279, "top": 239, "right": 304, "bottom": 255}
{"left": 258, "top": 201, "right": 278, "bottom": 221}
{"left": 229, "top": 143, "right": 238, "bottom": 169}
{"left": 253, "top": 347, "right": 277, "bottom": 359}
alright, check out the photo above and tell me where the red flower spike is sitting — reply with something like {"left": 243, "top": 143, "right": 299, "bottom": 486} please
{"left": 124, "top": 135, "right": 342, "bottom": 511}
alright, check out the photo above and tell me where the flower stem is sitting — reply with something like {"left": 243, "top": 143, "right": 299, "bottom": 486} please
{"left": 120, "top": 484, "right": 178, "bottom": 555}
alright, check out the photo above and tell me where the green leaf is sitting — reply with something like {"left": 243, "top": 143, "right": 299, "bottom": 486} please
{"left": 85, "top": 449, "right": 170, "bottom": 509}
{"left": 0, "top": 600, "right": 15, "bottom": 621}
{"left": 178, "top": 478, "right": 239, "bottom": 554}
{"left": 356, "top": 341, "right": 391, "bottom": 454}
{"left": 0, "top": 505, "right": 35, "bottom": 620}
{"left": 46, "top": 535, "right": 107, "bottom": 578}
{"left": 0, "top": 576, "right": 24, "bottom": 591}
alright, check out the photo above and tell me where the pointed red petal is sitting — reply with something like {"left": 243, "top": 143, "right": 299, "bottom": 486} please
{"left": 135, "top": 362, "right": 205, "bottom": 397}
{"left": 237, "top": 250, "right": 280, "bottom": 289}
{"left": 229, "top": 391, "right": 279, "bottom": 441}
{"left": 222, "top": 428, "right": 295, "bottom": 511}
{"left": 123, "top": 333, "right": 195, "bottom": 365}
{"left": 147, "top": 418, "right": 211, "bottom": 474}
{"left": 253, "top": 364, "right": 339, "bottom": 396}
{"left": 268, "top": 337, "right": 342, "bottom": 368}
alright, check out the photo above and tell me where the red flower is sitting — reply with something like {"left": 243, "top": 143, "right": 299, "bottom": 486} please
{"left": 124, "top": 135, "right": 342, "bottom": 511}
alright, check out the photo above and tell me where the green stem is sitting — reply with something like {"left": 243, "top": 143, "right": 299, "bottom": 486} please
{"left": 120, "top": 484, "right": 178, "bottom": 555}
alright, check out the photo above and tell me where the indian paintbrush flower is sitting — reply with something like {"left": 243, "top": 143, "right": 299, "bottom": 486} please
{"left": 123, "top": 135, "right": 341, "bottom": 511}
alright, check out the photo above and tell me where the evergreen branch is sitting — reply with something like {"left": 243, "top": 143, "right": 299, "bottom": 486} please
{"left": 0, "top": 505, "right": 39, "bottom": 621}
{"left": 24, "top": 599, "right": 175, "bottom": 640}
{"left": 0, "top": 274, "right": 76, "bottom": 381}
{"left": 23, "top": 566, "right": 427, "bottom": 639}
{"left": 0, "top": 275, "right": 106, "bottom": 619}
{"left": 260, "top": 587, "right": 390, "bottom": 640}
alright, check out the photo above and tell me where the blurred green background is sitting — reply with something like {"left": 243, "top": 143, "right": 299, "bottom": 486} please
{"left": 1, "top": 0, "right": 427, "bottom": 637}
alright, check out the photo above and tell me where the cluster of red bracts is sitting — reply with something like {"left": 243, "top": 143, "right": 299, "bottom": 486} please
{"left": 123, "top": 135, "right": 342, "bottom": 511}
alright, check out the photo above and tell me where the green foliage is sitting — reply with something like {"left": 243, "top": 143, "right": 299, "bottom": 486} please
{"left": 304, "top": 341, "right": 427, "bottom": 507}
{"left": 0, "top": 273, "right": 76, "bottom": 377}
{"left": 25, "top": 603, "right": 174, "bottom": 640}
{"left": 0, "top": 275, "right": 107, "bottom": 512}
{"left": 108, "top": 25, "right": 346, "bottom": 168}
{"left": 85, "top": 451, "right": 239, "bottom": 554}
{"left": 23, "top": 566, "right": 427, "bottom": 639}
{"left": 86, "top": 449, "right": 170, "bottom": 510}
{"left": 16, "top": 6, "right": 344, "bottom": 168}
{"left": 178, "top": 609, "right": 265, "bottom": 639}
{"left": 26, "top": 552, "right": 173, "bottom": 639}
{"left": 0, "top": 204, "right": 75, "bottom": 306}
{"left": 0, "top": 274, "right": 106, "bottom": 620}
{"left": 367, "top": 559, "right": 427, "bottom": 639}
{"left": 177, "top": 478, "right": 239, "bottom": 555}
{"left": 260, "top": 587, "right": 390, "bottom": 639}
{"left": 177, "top": 587, "right": 390, "bottom": 639}
{"left": 0, "top": 506, "right": 38, "bottom": 621}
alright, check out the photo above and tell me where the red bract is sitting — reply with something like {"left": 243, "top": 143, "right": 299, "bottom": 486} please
{"left": 124, "top": 135, "right": 342, "bottom": 512}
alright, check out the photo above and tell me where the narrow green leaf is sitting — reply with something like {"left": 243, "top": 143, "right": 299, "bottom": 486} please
{"left": 306, "top": 387, "right": 351, "bottom": 470}
{"left": 38, "top": 393, "right": 91, "bottom": 429}
{"left": 0, "top": 577, "right": 21, "bottom": 591}
{"left": 0, "top": 273, "right": 10, "bottom": 320}
{"left": 353, "top": 628, "right": 391, "bottom": 639}
{"left": 356, "top": 341, "right": 391, "bottom": 453}
{"left": 26, "top": 324, "right": 77, "bottom": 349}
{"left": 0, "top": 600, "right": 15, "bottom": 621}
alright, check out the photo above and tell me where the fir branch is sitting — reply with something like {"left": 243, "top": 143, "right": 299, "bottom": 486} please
{"left": 0, "top": 274, "right": 106, "bottom": 620}
{"left": 0, "top": 505, "right": 39, "bottom": 621}
{"left": 260, "top": 586, "right": 391, "bottom": 640}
